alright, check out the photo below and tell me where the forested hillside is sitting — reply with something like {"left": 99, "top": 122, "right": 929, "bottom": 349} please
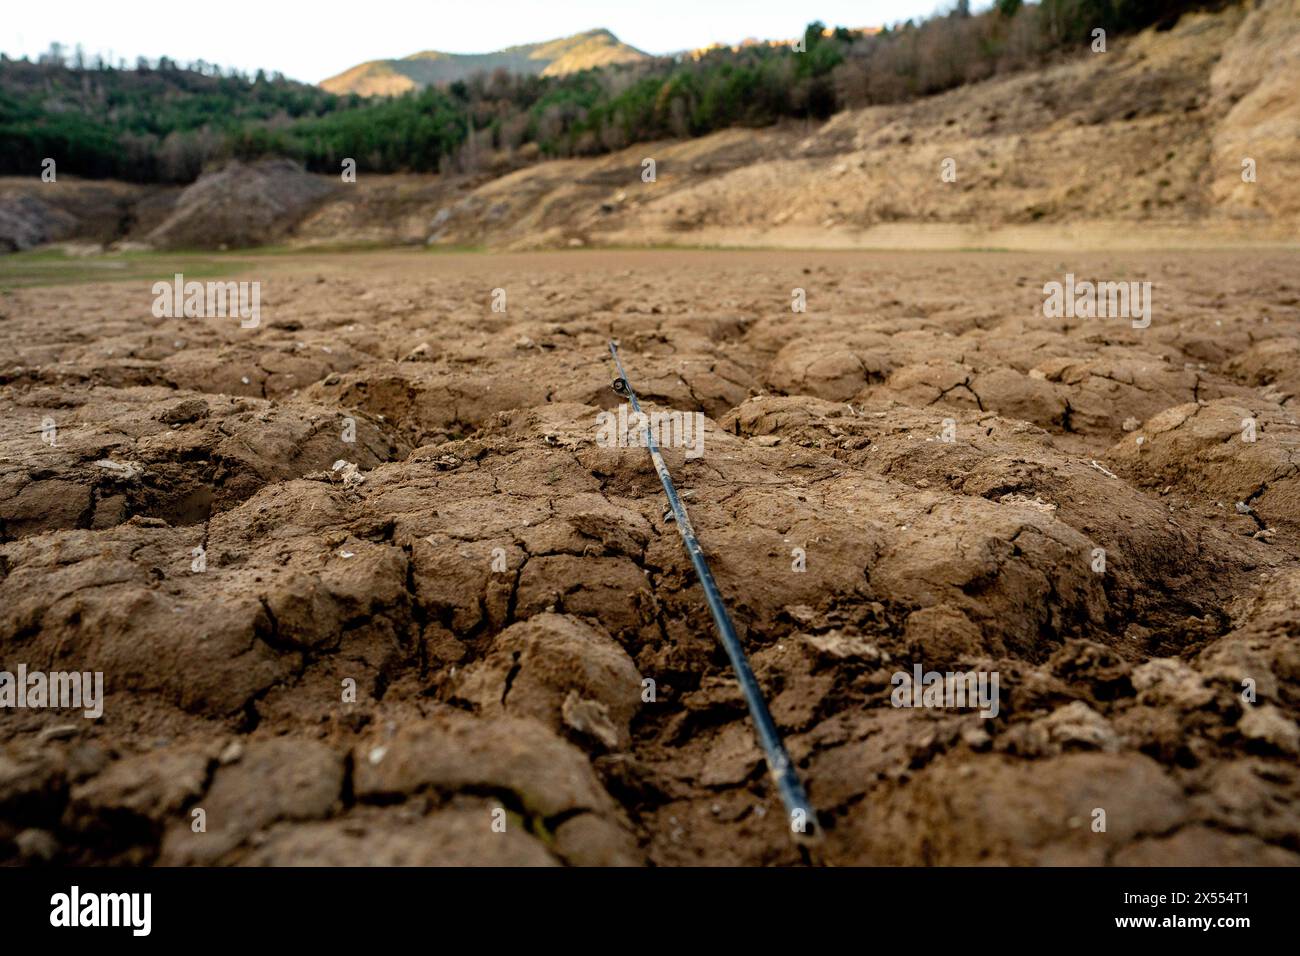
{"left": 0, "top": 1, "right": 1219, "bottom": 184}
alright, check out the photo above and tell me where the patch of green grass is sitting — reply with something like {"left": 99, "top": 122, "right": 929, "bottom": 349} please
{"left": 252, "top": 240, "right": 418, "bottom": 256}
{"left": 424, "top": 243, "right": 488, "bottom": 255}
{"left": 0, "top": 248, "right": 260, "bottom": 288}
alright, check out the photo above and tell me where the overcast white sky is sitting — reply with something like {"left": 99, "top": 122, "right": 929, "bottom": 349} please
{"left": 0, "top": 0, "right": 988, "bottom": 84}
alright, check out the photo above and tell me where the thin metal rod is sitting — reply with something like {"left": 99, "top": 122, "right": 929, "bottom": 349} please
{"left": 607, "top": 340, "right": 817, "bottom": 839}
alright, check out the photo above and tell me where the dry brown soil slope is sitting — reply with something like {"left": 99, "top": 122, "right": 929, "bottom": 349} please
{"left": 0, "top": 179, "right": 171, "bottom": 253}
{"left": 1, "top": 248, "right": 1298, "bottom": 865}
{"left": 314, "top": 0, "right": 1295, "bottom": 250}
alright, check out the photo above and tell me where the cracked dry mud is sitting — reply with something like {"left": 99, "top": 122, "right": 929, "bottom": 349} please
{"left": 2, "top": 248, "right": 1299, "bottom": 866}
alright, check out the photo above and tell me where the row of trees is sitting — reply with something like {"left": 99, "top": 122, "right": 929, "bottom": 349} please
{"left": 19, "top": 43, "right": 294, "bottom": 82}
{"left": 0, "top": 1, "right": 1219, "bottom": 183}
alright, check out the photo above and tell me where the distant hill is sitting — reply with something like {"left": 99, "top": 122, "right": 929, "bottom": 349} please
{"left": 320, "top": 28, "right": 649, "bottom": 96}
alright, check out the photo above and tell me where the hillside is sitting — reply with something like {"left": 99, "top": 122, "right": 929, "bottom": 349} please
{"left": 304, "top": 0, "right": 1300, "bottom": 249}
{"left": 320, "top": 28, "right": 649, "bottom": 96}
{"left": 3, "top": 5, "right": 1238, "bottom": 187}
{"left": 4, "top": 0, "right": 1297, "bottom": 253}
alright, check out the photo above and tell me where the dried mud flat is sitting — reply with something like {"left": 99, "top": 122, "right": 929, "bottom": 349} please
{"left": 2, "top": 247, "right": 1300, "bottom": 866}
